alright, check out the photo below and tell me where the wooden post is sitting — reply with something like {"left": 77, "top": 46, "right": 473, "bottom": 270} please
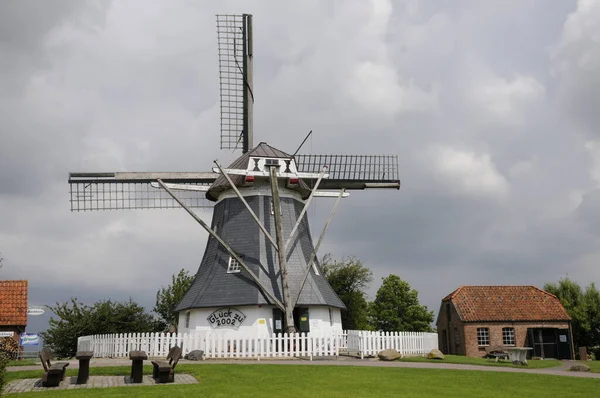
{"left": 269, "top": 166, "right": 296, "bottom": 333}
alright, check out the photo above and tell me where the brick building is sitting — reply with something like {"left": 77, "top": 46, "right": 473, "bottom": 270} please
{"left": 436, "top": 286, "right": 574, "bottom": 359}
{"left": 0, "top": 280, "right": 28, "bottom": 345}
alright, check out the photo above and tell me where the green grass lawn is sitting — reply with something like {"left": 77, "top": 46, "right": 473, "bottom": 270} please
{"left": 571, "top": 360, "right": 600, "bottom": 372}
{"left": 4, "top": 363, "right": 599, "bottom": 398}
{"left": 400, "top": 354, "right": 562, "bottom": 369}
{"left": 6, "top": 359, "right": 38, "bottom": 367}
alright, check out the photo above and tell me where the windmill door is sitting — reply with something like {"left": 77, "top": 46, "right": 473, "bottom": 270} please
{"left": 294, "top": 308, "right": 310, "bottom": 333}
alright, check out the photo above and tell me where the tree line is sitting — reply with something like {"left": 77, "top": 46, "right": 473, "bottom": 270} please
{"left": 322, "top": 255, "right": 434, "bottom": 332}
{"left": 43, "top": 257, "right": 600, "bottom": 359}
{"left": 41, "top": 256, "right": 435, "bottom": 357}
{"left": 543, "top": 278, "right": 600, "bottom": 355}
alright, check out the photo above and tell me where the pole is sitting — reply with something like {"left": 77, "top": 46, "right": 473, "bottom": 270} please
{"left": 269, "top": 166, "right": 296, "bottom": 333}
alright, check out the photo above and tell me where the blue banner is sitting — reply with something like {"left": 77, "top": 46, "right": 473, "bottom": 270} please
{"left": 20, "top": 333, "right": 40, "bottom": 346}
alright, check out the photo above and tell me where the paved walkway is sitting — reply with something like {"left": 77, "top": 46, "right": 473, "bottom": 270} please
{"left": 4, "top": 374, "right": 198, "bottom": 394}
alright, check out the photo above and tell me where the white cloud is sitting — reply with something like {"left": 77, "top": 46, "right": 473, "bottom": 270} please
{"left": 430, "top": 145, "right": 509, "bottom": 200}
{"left": 552, "top": 0, "right": 600, "bottom": 136}
{"left": 469, "top": 72, "right": 545, "bottom": 120}
{"left": 4, "top": 0, "right": 600, "bottom": 332}
{"left": 349, "top": 62, "right": 438, "bottom": 115}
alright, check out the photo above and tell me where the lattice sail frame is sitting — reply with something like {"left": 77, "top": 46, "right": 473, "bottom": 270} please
{"left": 217, "top": 14, "right": 246, "bottom": 150}
{"left": 295, "top": 154, "right": 399, "bottom": 185}
{"left": 68, "top": 173, "right": 215, "bottom": 212}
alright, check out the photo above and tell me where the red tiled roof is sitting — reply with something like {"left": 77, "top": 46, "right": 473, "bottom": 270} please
{"left": 0, "top": 280, "right": 28, "bottom": 326}
{"left": 442, "top": 285, "right": 571, "bottom": 322}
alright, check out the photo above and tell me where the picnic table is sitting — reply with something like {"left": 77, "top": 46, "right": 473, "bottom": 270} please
{"left": 505, "top": 347, "right": 532, "bottom": 365}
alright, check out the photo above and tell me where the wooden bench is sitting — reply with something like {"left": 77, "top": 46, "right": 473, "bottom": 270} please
{"left": 151, "top": 346, "right": 182, "bottom": 383}
{"left": 39, "top": 347, "right": 69, "bottom": 387}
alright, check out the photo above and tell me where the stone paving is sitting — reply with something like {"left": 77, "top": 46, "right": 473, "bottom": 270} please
{"left": 3, "top": 374, "right": 198, "bottom": 394}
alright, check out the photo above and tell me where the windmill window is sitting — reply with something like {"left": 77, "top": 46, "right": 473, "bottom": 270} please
{"left": 227, "top": 256, "right": 241, "bottom": 273}
{"left": 185, "top": 311, "right": 191, "bottom": 328}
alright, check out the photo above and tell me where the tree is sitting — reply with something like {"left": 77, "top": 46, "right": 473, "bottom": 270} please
{"left": 322, "top": 255, "right": 373, "bottom": 330}
{"left": 154, "top": 269, "right": 194, "bottom": 332}
{"left": 544, "top": 278, "right": 600, "bottom": 349}
{"left": 370, "top": 274, "right": 434, "bottom": 332}
{"left": 40, "top": 298, "right": 161, "bottom": 358}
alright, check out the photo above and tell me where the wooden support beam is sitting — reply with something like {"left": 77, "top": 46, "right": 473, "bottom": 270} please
{"left": 293, "top": 189, "right": 345, "bottom": 307}
{"left": 156, "top": 179, "right": 285, "bottom": 311}
{"left": 269, "top": 166, "right": 296, "bottom": 333}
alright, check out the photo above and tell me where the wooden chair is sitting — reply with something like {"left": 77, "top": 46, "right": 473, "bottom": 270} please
{"left": 39, "top": 347, "right": 69, "bottom": 387}
{"left": 151, "top": 346, "right": 182, "bottom": 383}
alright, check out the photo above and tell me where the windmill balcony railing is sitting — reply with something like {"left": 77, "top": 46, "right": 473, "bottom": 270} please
{"left": 76, "top": 330, "right": 438, "bottom": 360}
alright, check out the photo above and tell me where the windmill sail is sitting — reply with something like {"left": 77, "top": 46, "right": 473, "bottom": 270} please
{"left": 217, "top": 14, "right": 253, "bottom": 153}
{"left": 68, "top": 172, "right": 216, "bottom": 211}
{"left": 295, "top": 154, "right": 400, "bottom": 189}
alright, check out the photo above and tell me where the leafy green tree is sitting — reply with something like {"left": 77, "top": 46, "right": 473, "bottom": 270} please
{"left": 154, "top": 269, "right": 194, "bottom": 332}
{"left": 322, "top": 255, "right": 373, "bottom": 330}
{"left": 370, "top": 274, "right": 434, "bottom": 332}
{"left": 544, "top": 278, "right": 600, "bottom": 349}
{"left": 40, "top": 298, "right": 162, "bottom": 358}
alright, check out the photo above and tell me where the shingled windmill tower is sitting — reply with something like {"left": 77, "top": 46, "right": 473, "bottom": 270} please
{"left": 68, "top": 14, "right": 400, "bottom": 337}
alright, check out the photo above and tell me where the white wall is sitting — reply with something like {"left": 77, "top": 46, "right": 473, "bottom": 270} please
{"left": 178, "top": 305, "right": 342, "bottom": 337}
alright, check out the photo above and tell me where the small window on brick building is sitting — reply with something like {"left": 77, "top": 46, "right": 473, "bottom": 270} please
{"left": 477, "top": 327, "right": 490, "bottom": 346}
{"left": 502, "top": 327, "right": 515, "bottom": 346}
{"left": 227, "top": 256, "right": 241, "bottom": 273}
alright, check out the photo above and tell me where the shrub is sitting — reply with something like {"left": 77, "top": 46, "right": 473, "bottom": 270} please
{"left": 0, "top": 337, "right": 19, "bottom": 361}
{"left": 0, "top": 350, "right": 8, "bottom": 395}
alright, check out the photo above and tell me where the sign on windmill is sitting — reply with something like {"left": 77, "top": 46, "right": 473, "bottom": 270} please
{"left": 67, "top": 13, "right": 400, "bottom": 339}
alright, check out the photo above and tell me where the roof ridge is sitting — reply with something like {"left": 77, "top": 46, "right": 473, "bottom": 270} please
{"left": 440, "top": 285, "right": 571, "bottom": 322}
{"left": 249, "top": 142, "right": 291, "bottom": 158}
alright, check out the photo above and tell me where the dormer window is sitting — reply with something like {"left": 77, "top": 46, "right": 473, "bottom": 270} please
{"left": 227, "top": 256, "right": 241, "bottom": 273}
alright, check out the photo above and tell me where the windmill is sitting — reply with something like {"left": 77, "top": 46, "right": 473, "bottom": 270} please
{"left": 68, "top": 14, "right": 400, "bottom": 336}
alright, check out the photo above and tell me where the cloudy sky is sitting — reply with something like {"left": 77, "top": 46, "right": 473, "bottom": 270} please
{"left": 2, "top": 0, "right": 600, "bottom": 333}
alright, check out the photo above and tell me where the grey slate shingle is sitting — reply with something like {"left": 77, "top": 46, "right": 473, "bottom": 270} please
{"left": 175, "top": 194, "right": 345, "bottom": 311}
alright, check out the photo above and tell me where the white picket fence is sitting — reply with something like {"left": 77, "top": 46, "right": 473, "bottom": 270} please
{"left": 77, "top": 330, "right": 437, "bottom": 360}
{"left": 346, "top": 330, "right": 439, "bottom": 359}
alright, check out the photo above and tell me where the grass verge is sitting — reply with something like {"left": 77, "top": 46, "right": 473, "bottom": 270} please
{"left": 6, "top": 359, "right": 38, "bottom": 367}
{"left": 399, "top": 354, "right": 562, "bottom": 369}
{"left": 4, "top": 363, "right": 598, "bottom": 398}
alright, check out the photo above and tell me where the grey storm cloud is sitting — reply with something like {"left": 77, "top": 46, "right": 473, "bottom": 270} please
{"left": 2, "top": 0, "right": 600, "bottom": 331}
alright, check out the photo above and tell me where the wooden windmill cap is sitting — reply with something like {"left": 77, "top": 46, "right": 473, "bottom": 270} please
{"left": 206, "top": 142, "right": 312, "bottom": 202}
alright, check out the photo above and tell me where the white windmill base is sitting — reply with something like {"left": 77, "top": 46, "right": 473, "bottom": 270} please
{"left": 178, "top": 305, "right": 343, "bottom": 339}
